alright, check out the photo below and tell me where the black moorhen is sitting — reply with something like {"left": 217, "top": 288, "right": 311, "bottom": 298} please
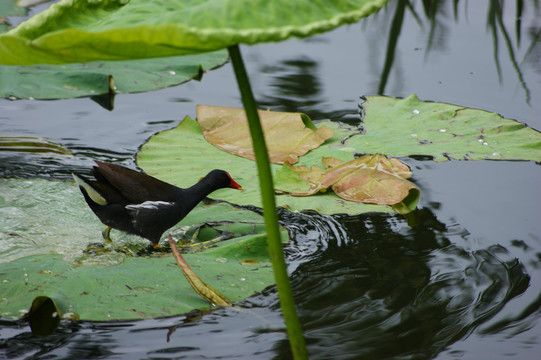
{"left": 72, "top": 161, "right": 242, "bottom": 246}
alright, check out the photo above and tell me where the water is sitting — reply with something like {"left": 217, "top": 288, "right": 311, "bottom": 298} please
{"left": 1, "top": 1, "right": 541, "bottom": 359}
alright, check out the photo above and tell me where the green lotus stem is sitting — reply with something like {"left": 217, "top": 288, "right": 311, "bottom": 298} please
{"left": 228, "top": 44, "right": 308, "bottom": 360}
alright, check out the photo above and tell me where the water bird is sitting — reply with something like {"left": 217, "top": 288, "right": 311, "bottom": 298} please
{"left": 72, "top": 161, "right": 242, "bottom": 246}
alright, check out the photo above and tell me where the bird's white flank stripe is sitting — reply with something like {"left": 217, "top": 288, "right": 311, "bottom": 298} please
{"left": 72, "top": 173, "right": 108, "bottom": 206}
{"left": 126, "top": 201, "right": 174, "bottom": 211}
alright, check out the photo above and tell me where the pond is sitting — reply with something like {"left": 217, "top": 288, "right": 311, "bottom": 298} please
{"left": 1, "top": 1, "right": 541, "bottom": 359}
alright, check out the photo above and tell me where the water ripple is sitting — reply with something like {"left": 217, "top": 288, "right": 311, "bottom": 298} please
{"left": 286, "top": 211, "right": 530, "bottom": 360}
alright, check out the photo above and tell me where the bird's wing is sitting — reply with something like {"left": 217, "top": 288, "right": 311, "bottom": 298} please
{"left": 93, "top": 161, "right": 180, "bottom": 203}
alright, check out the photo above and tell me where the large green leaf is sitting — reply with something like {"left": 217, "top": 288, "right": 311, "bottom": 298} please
{"left": 137, "top": 116, "right": 391, "bottom": 215}
{"left": 0, "top": 51, "right": 228, "bottom": 99}
{"left": 0, "top": 178, "right": 288, "bottom": 320}
{"left": 0, "top": 0, "right": 388, "bottom": 65}
{"left": 352, "top": 95, "right": 541, "bottom": 162}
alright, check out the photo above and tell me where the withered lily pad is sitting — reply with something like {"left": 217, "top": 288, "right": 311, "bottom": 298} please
{"left": 275, "top": 154, "right": 419, "bottom": 214}
{"left": 197, "top": 105, "right": 334, "bottom": 164}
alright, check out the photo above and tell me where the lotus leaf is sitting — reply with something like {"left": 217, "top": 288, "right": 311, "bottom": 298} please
{"left": 0, "top": 0, "right": 388, "bottom": 65}
{"left": 353, "top": 95, "right": 541, "bottom": 162}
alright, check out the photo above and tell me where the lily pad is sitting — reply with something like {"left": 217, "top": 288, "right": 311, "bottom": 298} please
{"left": 0, "top": 0, "right": 388, "bottom": 65}
{"left": 197, "top": 105, "right": 334, "bottom": 164}
{"left": 351, "top": 95, "right": 541, "bottom": 162}
{"left": 0, "top": 177, "right": 288, "bottom": 320}
{"left": 0, "top": 51, "right": 228, "bottom": 99}
{"left": 275, "top": 154, "right": 419, "bottom": 214}
{"left": 139, "top": 96, "right": 541, "bottom": 215}
{"left": 137, "top": 116, "right": 391, "bottom": 215}
{"left": 0, "top": 236, "right": 276, "bottom": 321}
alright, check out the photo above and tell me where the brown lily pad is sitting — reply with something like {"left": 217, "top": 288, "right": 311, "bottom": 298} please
{"left": 275, "top": 154, "right": 419, "bottom": 214}
{"left": 197, "top": 105, "right": 334, "bottom": 164}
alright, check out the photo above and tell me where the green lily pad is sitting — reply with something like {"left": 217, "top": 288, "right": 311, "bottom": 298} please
{"left": 0, "top": 178, "right": 288, "bottom": 320}
{"left": 0, "top": 236, "right": 275, "bottom": 321}
{"left": 0, "top": 51, "right": 228, "bottom": 99}
{"left": 351, "top": 95, "right": 541, "bottom": 162}
{"left": 0, "top": 0, "right": 388, "bottom": 65}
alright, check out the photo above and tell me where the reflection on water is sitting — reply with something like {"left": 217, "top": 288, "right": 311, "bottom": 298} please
{"left": 283, "top": 210, "right": 531, "bottom": 359}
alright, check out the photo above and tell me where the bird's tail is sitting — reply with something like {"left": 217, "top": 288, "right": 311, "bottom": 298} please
{"left": 72, "top": 172, "right": 108, "bottom": 206}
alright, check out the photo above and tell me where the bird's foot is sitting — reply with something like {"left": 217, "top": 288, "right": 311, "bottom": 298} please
{"left": 83, "top": 226, "right": 137, "bottom": 256}
{"left": 102, "top": 226, "right": 113, "bottom": 243}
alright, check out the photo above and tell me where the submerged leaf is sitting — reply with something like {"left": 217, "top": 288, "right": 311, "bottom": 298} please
{"left": 197, "top": 105, "right": 334, "bottom": 164}
{"left": 276, "top": 154, "right": 419, "bottom": 213}
{"left": 0, "top": 136, "right": 73, "bottom": 154}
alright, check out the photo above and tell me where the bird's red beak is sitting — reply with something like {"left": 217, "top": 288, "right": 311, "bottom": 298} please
{"left": 228, "top": 174, "right": 243, "bottom": 190}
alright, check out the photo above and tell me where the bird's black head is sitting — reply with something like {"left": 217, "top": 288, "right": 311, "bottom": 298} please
{"left": 205, "top": 169, "right": 243, "bottom": 190}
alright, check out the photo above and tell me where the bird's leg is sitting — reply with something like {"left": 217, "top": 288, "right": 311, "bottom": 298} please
{"left": 92, "top": 226, "right": 136, "bottom": 256}
{"left": 102, "top": 226, "right": 113, "bottom": 242}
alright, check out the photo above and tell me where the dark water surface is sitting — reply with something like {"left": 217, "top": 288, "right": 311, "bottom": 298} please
{"left": 1, "top": 1, "right": 541, "bottom": 359}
